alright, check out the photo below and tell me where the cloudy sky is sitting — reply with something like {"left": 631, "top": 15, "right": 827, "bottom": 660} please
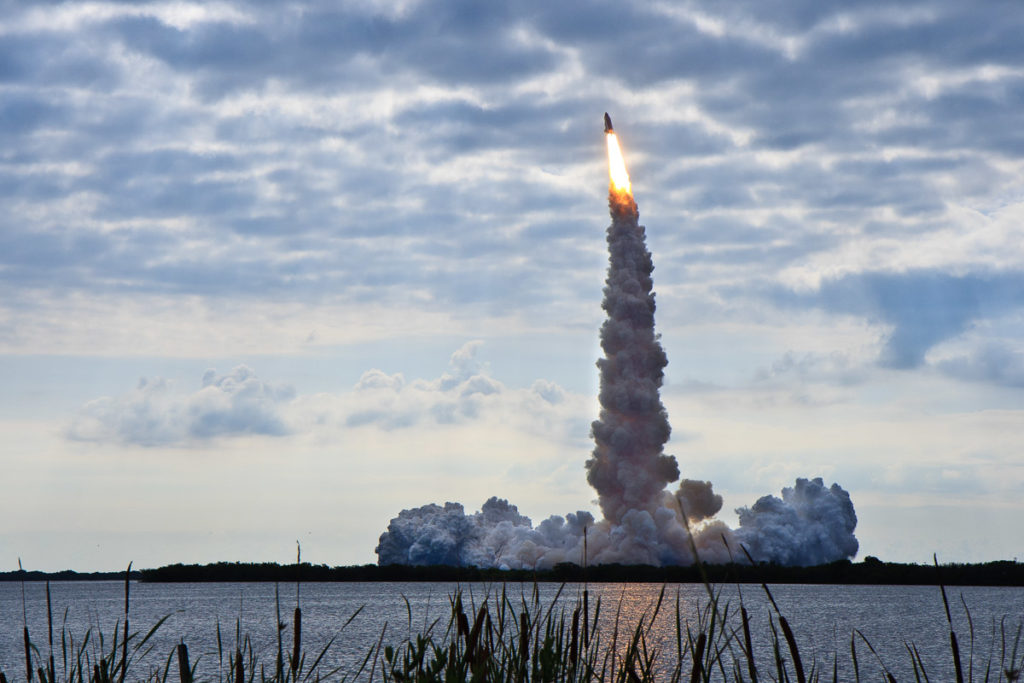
{"left": 3, "top": 0, "right": 1024, "bottom": 571}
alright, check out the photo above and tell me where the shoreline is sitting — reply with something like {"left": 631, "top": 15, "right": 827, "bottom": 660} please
{"left": 3, "top": 557, "right": 1023, "bottom": 586}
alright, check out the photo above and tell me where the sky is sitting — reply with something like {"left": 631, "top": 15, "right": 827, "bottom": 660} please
{"left": 3, "top": 0, "right": 1024, "bottom": 571}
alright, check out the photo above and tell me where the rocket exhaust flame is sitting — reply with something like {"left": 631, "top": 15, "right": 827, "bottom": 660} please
{"left": 374, "top": 115, "right": 859, "bottom": 569}
{"left": 606, "top": 132, "right": 631, "bottom": 196}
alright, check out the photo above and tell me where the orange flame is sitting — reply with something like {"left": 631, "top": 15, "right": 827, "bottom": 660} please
{"left": 606, "top": 132, "right": 631, "bottom": 195}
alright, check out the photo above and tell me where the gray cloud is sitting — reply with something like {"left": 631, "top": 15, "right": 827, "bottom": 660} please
{"left": 0, "top": 94, "right": 67, "bottom": 138}
{"left": 102, "top": 1, "right": 558, "bottom": 98}
{"left": 771, "top": 270, "right": 1024, "bottom": 369}
{"left": 938, "top": 344, "right": 1024, "bottom": 388}
{"left": 67, "top": 366, "right": 295, "bottom": 446}
{"left": 754, "top": 351, "right": 866, "bottom": 388}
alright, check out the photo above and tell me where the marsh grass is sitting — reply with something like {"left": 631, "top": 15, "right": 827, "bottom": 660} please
{"left": 4, "top": 561, "right": 1023, "bottom": 682}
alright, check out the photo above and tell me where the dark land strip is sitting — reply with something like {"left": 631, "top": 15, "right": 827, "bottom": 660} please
{"left": 4, "top": 557, "right": 1023, "bottom": 585}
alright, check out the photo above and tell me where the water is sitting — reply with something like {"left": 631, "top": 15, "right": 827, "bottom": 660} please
{"left": 2, "top": 581, "right": 1022, "bottom": 681}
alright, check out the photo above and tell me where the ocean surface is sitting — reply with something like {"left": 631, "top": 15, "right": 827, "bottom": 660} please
{"left": 2, "top": 581, "right": 1022, "bottom": 681}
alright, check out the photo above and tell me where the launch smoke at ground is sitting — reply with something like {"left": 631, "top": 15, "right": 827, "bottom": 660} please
{"left": 375, "top": 122, "right": 858, "bottom": 569}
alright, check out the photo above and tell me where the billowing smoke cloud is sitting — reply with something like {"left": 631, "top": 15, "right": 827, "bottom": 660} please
{"left": 376, "top": 178, "right": 859, "bottom": 568}
{"left": 735, "top": 478, "right": 859, "bottom": 566}
{"left": 376, "top": 497, "right": 593, "bottom": 569}
{"left": 675, "top": 479, "right": 723, "bottom": 523}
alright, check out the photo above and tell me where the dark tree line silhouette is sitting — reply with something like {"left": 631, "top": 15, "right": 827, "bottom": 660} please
{"left": 4, "top": 558, "right": 1020, "bottom": 585}
{"left": 139, "top": 558, "right": 1024, "bottom": 585}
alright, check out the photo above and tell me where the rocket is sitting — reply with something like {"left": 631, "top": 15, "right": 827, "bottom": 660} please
{"left": 604, "top": 112, "right": 613, "bottom": 133}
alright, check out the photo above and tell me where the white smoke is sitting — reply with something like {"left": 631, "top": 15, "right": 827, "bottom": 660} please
{"left": 735, "top": 477, "right": 859, "bottom": 566}
{"left": 375, "top": 185, "right": 859, "bottom": 568}
{"left": 375, "top": 497, "right": 593, "bottom": 570}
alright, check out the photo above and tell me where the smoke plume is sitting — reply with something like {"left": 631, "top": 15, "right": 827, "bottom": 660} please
{"left": 375, "top": 133, "right": 858, "bottom": 569}
{"left": 586, "top": 191, "right": 680, "bottom": 524}
{"left": 676, "top": 479, "right": 724, "bottom": 523}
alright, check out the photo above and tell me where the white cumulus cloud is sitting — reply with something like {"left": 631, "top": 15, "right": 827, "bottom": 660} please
{"left": 67, "top": 365, "right": 295, "bottom": 446}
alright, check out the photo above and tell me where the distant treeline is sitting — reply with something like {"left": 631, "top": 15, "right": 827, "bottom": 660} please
{"left": 132, "top": 557, "right": 1024, "bottom": 586}
{"left": 4, "top": 558, "right": 1020, "bottom": 585}
{"left": 0, "top": 569, "right": 142, "bottom": 582}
